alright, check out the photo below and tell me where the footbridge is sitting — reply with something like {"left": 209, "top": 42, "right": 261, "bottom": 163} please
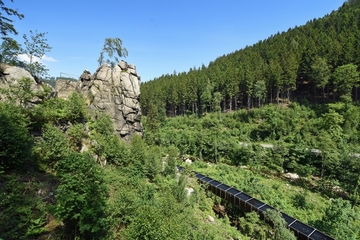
{"left": 178, "top": 166, "right": 334, "bottom": 240}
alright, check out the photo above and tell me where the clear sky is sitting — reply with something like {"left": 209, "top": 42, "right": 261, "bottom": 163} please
{"left": 9, "top": 0, "right": 345, "bottom": 82}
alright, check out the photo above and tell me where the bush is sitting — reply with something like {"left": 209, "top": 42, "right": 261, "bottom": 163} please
{"left": 55, "top": 152, "right": 108, "bottom": 239}
{"left": 0, "top": 102, "right": 33, "bottom": 171}
{"left": 0, "top": 174, "right": 48, "bottom": 239}
{"left": 35, "top": 123, "right": 71, "bottom": 168}
{"left": 66, "top": 91, "right": 87, "bottom": 122}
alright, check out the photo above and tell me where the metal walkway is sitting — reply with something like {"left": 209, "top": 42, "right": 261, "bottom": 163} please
{"left": 178, "top": 166, "right": 334, "bottom": 240}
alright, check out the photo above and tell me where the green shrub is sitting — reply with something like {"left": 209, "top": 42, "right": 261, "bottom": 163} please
{"left": 0, "top": 174, "right": 48, "bottom": 239}
{"left": 66, "top": 91, "right": 87, "bottom": 122}
{"left": 35, "top": 123, "right": 71, "bottom": 168}
{"left": 0, "top": 102, "right": 33, "bottom": 171}
{"left": 55, "top": 152, "right": 108, "bottom": 239}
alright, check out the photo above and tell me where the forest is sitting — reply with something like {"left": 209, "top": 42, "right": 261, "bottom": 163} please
{"left": 1, "top": 0, "right": 360, "bottom": 239}
{"left": 1, "top": 91, "right": 359, "bottom": 239}
{"left": 139, "top": 0, "right": 360, "bottom": 239}
{"left": 141, "top": 0, "right": 360, "bottom": 116}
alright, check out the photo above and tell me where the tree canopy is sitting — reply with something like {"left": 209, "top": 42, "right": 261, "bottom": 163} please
{"left": 97, "top": 37, "right": 128, "bottom": 67}
{"left": 141, "top": 0, "right": 360, "bottom": 117}
{"left": 0, "top": 0, "right": 24, "bottom": 41}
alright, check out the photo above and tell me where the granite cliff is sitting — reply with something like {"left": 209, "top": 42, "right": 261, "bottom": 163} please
{"left": 55, "top": 60, "right": 143, "bottom": 141}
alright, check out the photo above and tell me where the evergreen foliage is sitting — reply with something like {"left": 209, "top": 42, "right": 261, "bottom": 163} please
{"left": 4, "top": 81, "right": 360, "bottom": 239}
{"left": 0, "top": 173, "right": 49, "bottom": 239}
{"left": 0, "top": 0, "right": 24, "bottom": 42}
{"left": 3, "top": 1, "right": 360, "bottom": 239}
{"left": 264, "top": 209, "right": 296, "bottom": 240}
{"left": 55, "top": 152, "right": 108, "bottom": 239}
{"left": 314, "top": 198, "right": 359, "bottom": 240}
{"left": 0, "top": 102, "right": 32, "bottom": 171}
{"left": 141, "top": 0, "right": 360, "bottom": 116}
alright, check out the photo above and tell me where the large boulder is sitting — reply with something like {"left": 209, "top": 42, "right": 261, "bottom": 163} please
{"left": 57, "top": 60, "right": 143, "bottom": 141}
{"left": 0, "top": 64, "right": 56, "bottom": 106}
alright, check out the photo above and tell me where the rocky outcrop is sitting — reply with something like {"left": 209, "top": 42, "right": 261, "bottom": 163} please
{"left": 57, "top": 60, "right": 143, "bottom": 141}
{"left": 0, "top": 64, "right": 56, "bottom": 106}
{"left": 0, "top": 62, "right": 143, "bottom": 141}
{"left": 55, "top": 79, "right": 76, "bottom": 100}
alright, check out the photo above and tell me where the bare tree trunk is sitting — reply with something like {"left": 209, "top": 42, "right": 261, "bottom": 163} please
{"left": 287, "top": 88, "right": 290, "bottom": 103}
{"left": 229, "top": 96, "right": 232, "bottom": 111}
{"left": 234, "top": 95, "right": 238, "bottom": 110}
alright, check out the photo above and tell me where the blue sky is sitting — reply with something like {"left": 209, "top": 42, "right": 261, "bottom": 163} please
{"left": 10, "top": 0, "right": 345, "bottom": 82}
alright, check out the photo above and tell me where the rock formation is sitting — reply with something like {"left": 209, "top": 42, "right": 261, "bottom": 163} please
{"left": 55, "top": 79, "right": 76, "bottom": 100}
{"left": 56, "top": 60, "right": 143, "bottom": 141}
{"left": 0, "top": 64, "right": 56, "bottom": 106}
{"left": 0, "top": 61, "right": 143, "bottom": 141}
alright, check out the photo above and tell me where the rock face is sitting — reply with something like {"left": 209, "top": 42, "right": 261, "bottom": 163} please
{"left": 57, "top": 60, "right": 143, "bottom": 141}
{"left": 0, "top": 64, "right": 56, "bottom": 106}
{"left": 55, "top": 79, "right": 76, "bottom": 100}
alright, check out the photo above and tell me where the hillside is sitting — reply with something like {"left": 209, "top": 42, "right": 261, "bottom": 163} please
{"left": 142, "top": 101, "right": 360, "bottom": 239}
{"left": 0, "top": 74, "right": 244, "bottom": 239}
{"left": 140, "top": 0, "right": 360, "bottom": 116}
{"left": 2, "top": 1, "right": 360, "bottom": 239}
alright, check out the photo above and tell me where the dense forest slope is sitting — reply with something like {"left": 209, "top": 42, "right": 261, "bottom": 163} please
{"left": 139, "top": 1, "right": 360, "bottom": 239}
{"left": 1, "top": 1, "right": 360, "bottom": 239}
{"left": 141, "top": 0, "right": 360, "bottom": 116}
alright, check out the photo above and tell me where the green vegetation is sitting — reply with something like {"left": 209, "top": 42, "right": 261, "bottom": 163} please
{"left": 2, "top": 0, "right": 360, "bottom": 239}
{"left": 0, "top": 102, "right": 32, "bottom": 171}
{"left": 22, "top": 30, "right": 52, "bottom": 79}
{"left": 97, "top": 37, "right": 128, "bottom": 68}
{"left": 145, "top": 101, "right": 360, "bottom": 239}
{"left": 3, "top": 90, "right": 359, "bottom": 239}
{"left": 141, "top": 0, "right": 360, "bottom": 117}
{"left": 0, "top": 94, "right": 247, "bottom": 239}
{"left": 0, "top": 0, "right": 24, "bottom": 51}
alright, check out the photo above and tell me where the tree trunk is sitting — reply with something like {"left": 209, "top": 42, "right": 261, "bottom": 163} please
{"left": 234, "top": 95, "right": 238, "bottom": 110}
{"left": 287, "top": 88, "right": 291, "bottom": 103}
{"left": 229, "top": 96, "right": 232, "bottom": 111}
